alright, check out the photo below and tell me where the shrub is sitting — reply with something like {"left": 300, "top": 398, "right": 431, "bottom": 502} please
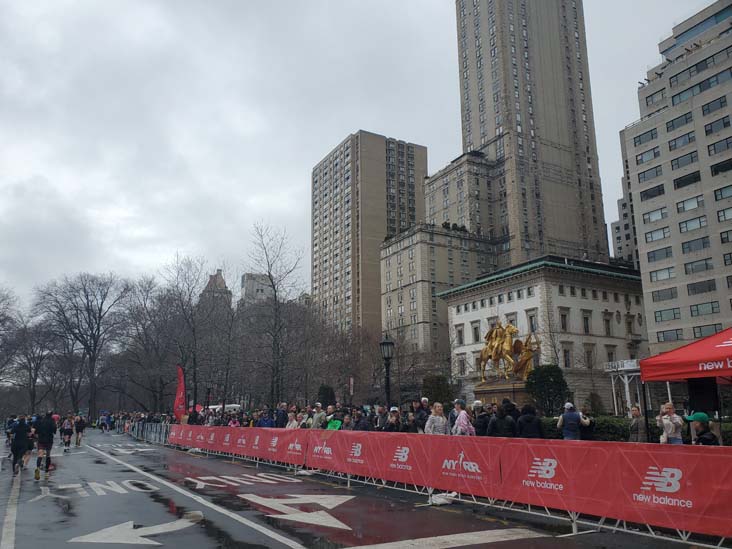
{"left": 525, "top": 365, "right": 570, "bottom": 417}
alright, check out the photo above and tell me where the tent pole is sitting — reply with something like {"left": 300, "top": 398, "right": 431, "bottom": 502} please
{"left": 641, "top": 380, "right": 651, "bottom": 443}
{"left": 666, "top": 381, "right": 672, "bottom": 404}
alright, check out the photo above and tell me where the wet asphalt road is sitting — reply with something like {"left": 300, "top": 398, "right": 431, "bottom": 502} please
{"left": 0, "top": 430, "right": 675, "bottom": 548}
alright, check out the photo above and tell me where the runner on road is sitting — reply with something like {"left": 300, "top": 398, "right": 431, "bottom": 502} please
{"left": 74, "top": 415, "right": 86, "bottom": 446}
{"left": 10, "top": 415, "right": 31, "bottom": 474}
{"left": 34, "top": 412, "right": 57, "bottom": 479}
{"left": 61, "top": 414, "right": 74, "bottom": 453}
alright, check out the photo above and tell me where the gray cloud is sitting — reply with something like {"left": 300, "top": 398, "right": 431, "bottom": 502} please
{"left": 0, "top": 0, "right": 711, "bottom": 304}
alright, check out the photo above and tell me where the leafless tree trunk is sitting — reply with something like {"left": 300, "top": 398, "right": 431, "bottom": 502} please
{"left": 10, "top": 316, "right": 55, "bottom": 414}
{"left": 34, "top": 273, "right": 130, "bottom": 419}
{"left": 0, "top": 287, "right": 18, "bottom": 383}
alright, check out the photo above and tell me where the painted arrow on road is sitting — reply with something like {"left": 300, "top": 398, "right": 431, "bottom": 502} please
{"left": 68, "top": 511, "right": 203, "bottom": 545}
{"left": 238, "top": 494, "right": 354, "bottom": 530}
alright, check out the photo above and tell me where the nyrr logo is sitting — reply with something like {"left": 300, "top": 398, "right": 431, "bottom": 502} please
{"left": 268, "top": 436, "right": 279, "bottom": 453}
{"left": 347, "top": 442, "right": 364, "bottom": 464}
{"left": 528, "top": 458, "right": 557, "bottom": 479}
{"left": 633, "top": 467, "right": 692, "bottom": 508}
{"left": 313, "top": 442, "right": 333, "bottom": 457}
{"left": 441, "top": 451, "right": 481, "bottom": 475}
{"left": 522, "top": 457, "right": 563, "bottom": 491}
{"left": 287, "top": 440, "right": 302, "bottom": 453}
{"left": 389, "top": 446, "right": 412, "bottom": 471}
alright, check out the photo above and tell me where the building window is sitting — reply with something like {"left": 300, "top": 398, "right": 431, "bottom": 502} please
{"left": 668, "top": 131, "right": 695, "bottom": 151}
{"left": 455, "top": 325, "right": 464, "bottom": 345}
{"left": 721, "top": 230, "right": 732, "bottom": 243}
{"left": 711, "top": 158, "right": 732, "bottom": 176}
{"left": 603, "top": 317, "right": 612, "bottom": 336}
{"left": 634, "top": 128, "right": 657, "bottom": 147}
{"left": 472, "top": 322, "right": 481, "bottom": 343}
{"left": 560, "top": 312, "right": 568, "bottom": 332}
{"left": 687, "top": 279, "right": 716, "bottom": 295}
{"left": 673, "top": 171, "right": 701, "bottom": 189}
{"left": 670, "top": 151, "right": 698, "bottom": 170}
{"left": 645, "top": 227, "right": 670, "bottom": 242}
{"left": 647, "top": 246, "right": 673, "bottom": 262}
{"left": 657, "top": 329, "right": 683, "bottom": 342}
{"left": 666, "top": 111, "right": 693, "bottom": 132}
{"left": 676, "top": 194, "right": 704, "bottom": 213}
{"left": 679, "top": 215, "right": 707, "bottom": 233}
{"left": 708, "top": 136, "right": 732, "bottom": 156}
{"left": 528, "top": 314, "right": 537, "bottom": 333}
{"left": 458, "top": 355, "right": 466, "bottom": 376}
{"left": 682, "top": 236, "right": 710, "bottom": 253}
{"left": 715, "top": 184, "right": 732, "bottom": 201}
{"left": 705, "top": 115, "right": 730, "bottom": 135}
{"left": 558, "top": 284, "right": 565, "bottom": 295}
{"left": 693, "top": 324, "right": 723, "bottom": 338}
{"left": 684, "top": 257, "right": 714, "bottom": 275}
{"left": 702, "top": 95, "right": 728, "bottom": 115}
{"left": 638, "top": 169, "right": 663, "bottom": 187}
{"left": 563, "top": 348, "right": 572, "bottom": 369}
{"left": 690, "top": 301, "right": 720, "bottom": 317}
{"left": 654, "top": 308, "right": 681, "bottom": 322}
{"left": 582, "top": 315, "right": 591, "bottom": 335}
{"left": 650, "top": 267, "right": 675, "bottom": 282}
{"left": 642, "top": 206, "right": 668, "bottom": 224}
{"left": 718, "top": 207, "right": 732, "bottom": 222}
{"left": 636, "top": 146, "right": 660, "bottom": 165}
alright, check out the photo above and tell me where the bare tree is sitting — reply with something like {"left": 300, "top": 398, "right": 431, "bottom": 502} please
{"left": 162, "top": 254, "right": 210, "bottom": 408}
{"left": 0, "top": 286, "right": 18, "bottom": 383}
{"left": 10, "top": 316, "right": 55, "bottom": 413}
{"left": 247, "top": 222, "right": 303, "bottom": 405}
{"left": 34, "top": 273, "right": 130, "bottom": 419}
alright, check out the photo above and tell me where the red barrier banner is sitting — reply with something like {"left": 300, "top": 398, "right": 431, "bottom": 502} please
{"left": 165, "top": 425, "right": 732, "bottom": 538}
{"left": 496, "top": 440, "right": 617, "bottom": 516}
{"left": 613, "top": 444, "right": 732, "bottom": 538}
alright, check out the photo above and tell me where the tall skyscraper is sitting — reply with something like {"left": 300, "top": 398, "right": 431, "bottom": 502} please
{"left": 455, "top": 0, "right": 608, "bottom": 265}
{"left": 614, "top": 0, "right": 732, "bottom": 355}
{"left": 311, "top": 130, "right": 428, "bottom": 335}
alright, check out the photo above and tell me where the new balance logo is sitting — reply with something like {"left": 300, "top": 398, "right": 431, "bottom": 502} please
{"left": 223, "top": 433, "right": 231, "bottom": 445}
{"left": 633, "top": 467, "right": 691, "bottom": 508}
{"left": 389, "top": 446, "right": 412, "bottom": 470}
{"left": 393, "top": 447, "right": 410, "bottom": 462}
{"left": 528, "top": 458, "right": 557, "bottom": 479}
{"left": 349, "top": 443, "right": 362, "bottom": 458}
{"left": 641, "top": 467, "right": 682, "bottom": 493}
{"left": 208, "top": 432, "right": 216, "bottom": 442}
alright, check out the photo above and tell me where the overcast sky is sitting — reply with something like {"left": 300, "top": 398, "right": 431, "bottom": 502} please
{"left": 0, "top": 0, "right": 714, "bottom": 302}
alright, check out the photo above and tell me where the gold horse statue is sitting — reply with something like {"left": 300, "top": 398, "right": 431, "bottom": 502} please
{"left": 513, "top": 333, "right": 540, "bottom": 381}
{"left": 478, "top": 321, "right": 503, "bottom": 382}
{"left": 478, "top": 321, "right": 520, "bottom": 381}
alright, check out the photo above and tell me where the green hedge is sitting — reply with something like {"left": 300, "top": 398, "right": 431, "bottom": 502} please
{"left": 540, "top": 416, "right": 732, "bottom": 444}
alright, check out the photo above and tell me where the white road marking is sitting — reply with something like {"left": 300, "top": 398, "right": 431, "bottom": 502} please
{"left": 349, "top": 528, "right": 547, "bottom": 548}
{"left": 69, "top": 510, "right": 203, "bottom": 545}
{"left": 239, "top": 494, "right": 354, "bottom": 530}
{"left": 84, "top": 444, "right": 306, "bottom": 549}
{"left": 0, "top": 473, "right": 21, "bottom": 549}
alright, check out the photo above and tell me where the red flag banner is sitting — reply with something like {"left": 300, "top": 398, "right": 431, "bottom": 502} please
{"left": 173, "top": 365, "right": 186, "bottom": 421}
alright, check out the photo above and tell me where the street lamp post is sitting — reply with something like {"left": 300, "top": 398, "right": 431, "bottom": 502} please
{"left": 379, "top": 333, "right": 395, "bottom": 406}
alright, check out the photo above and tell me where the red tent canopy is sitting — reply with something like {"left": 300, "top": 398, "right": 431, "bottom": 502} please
{"left": 640, "top": 327, "right": 732, "bottom": 381}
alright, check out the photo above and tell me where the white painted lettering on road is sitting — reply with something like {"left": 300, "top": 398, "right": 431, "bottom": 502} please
{"left": 69, "top": 511, "right": 203, "bottom": 546}
{"left": 238, "top": 494, "right": 354, "bottom": 530}
{"left": 88, "top": 481, "right": 128, "bottom": 496}
{"left": 122, "top": 480, "right": 159, "bottom": 492}
{"left": 185, "top": 473, "right": 302, "bottom": 489}
{"left": 85, "top": 444, "right": 306, "bottom": 549}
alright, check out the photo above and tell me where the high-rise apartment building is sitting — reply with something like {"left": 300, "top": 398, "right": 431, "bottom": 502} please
{"left": 456, "top": 0, "right": 608, "bottom": 265}
{"left": 616, "top": 0, "right": 732, "bottom": 354}
{"left": 380, "top": 223, "right": 493, "bottom": 361}
{"left": 240, "top": 273, "right": 274, "bottom": 305}
{"left": 311, "top": 130, "right": 428, "bottom": 335}
{"left": 610, "top": 191, "right": 638, "bottom": 267}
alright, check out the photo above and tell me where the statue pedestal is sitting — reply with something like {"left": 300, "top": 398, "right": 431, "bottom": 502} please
{"left": 474, "top": 377, "right": 530, "bottom": 406}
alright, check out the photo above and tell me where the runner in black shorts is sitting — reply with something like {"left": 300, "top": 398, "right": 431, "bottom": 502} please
{"left": 61, "top": 414, "right": 74, "bottom": 453}
{"left": 74, "top": 416, "right": 86, "bottom": 447}
{"left": 34, "top": 412, "right": 57, "bottom": 479}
